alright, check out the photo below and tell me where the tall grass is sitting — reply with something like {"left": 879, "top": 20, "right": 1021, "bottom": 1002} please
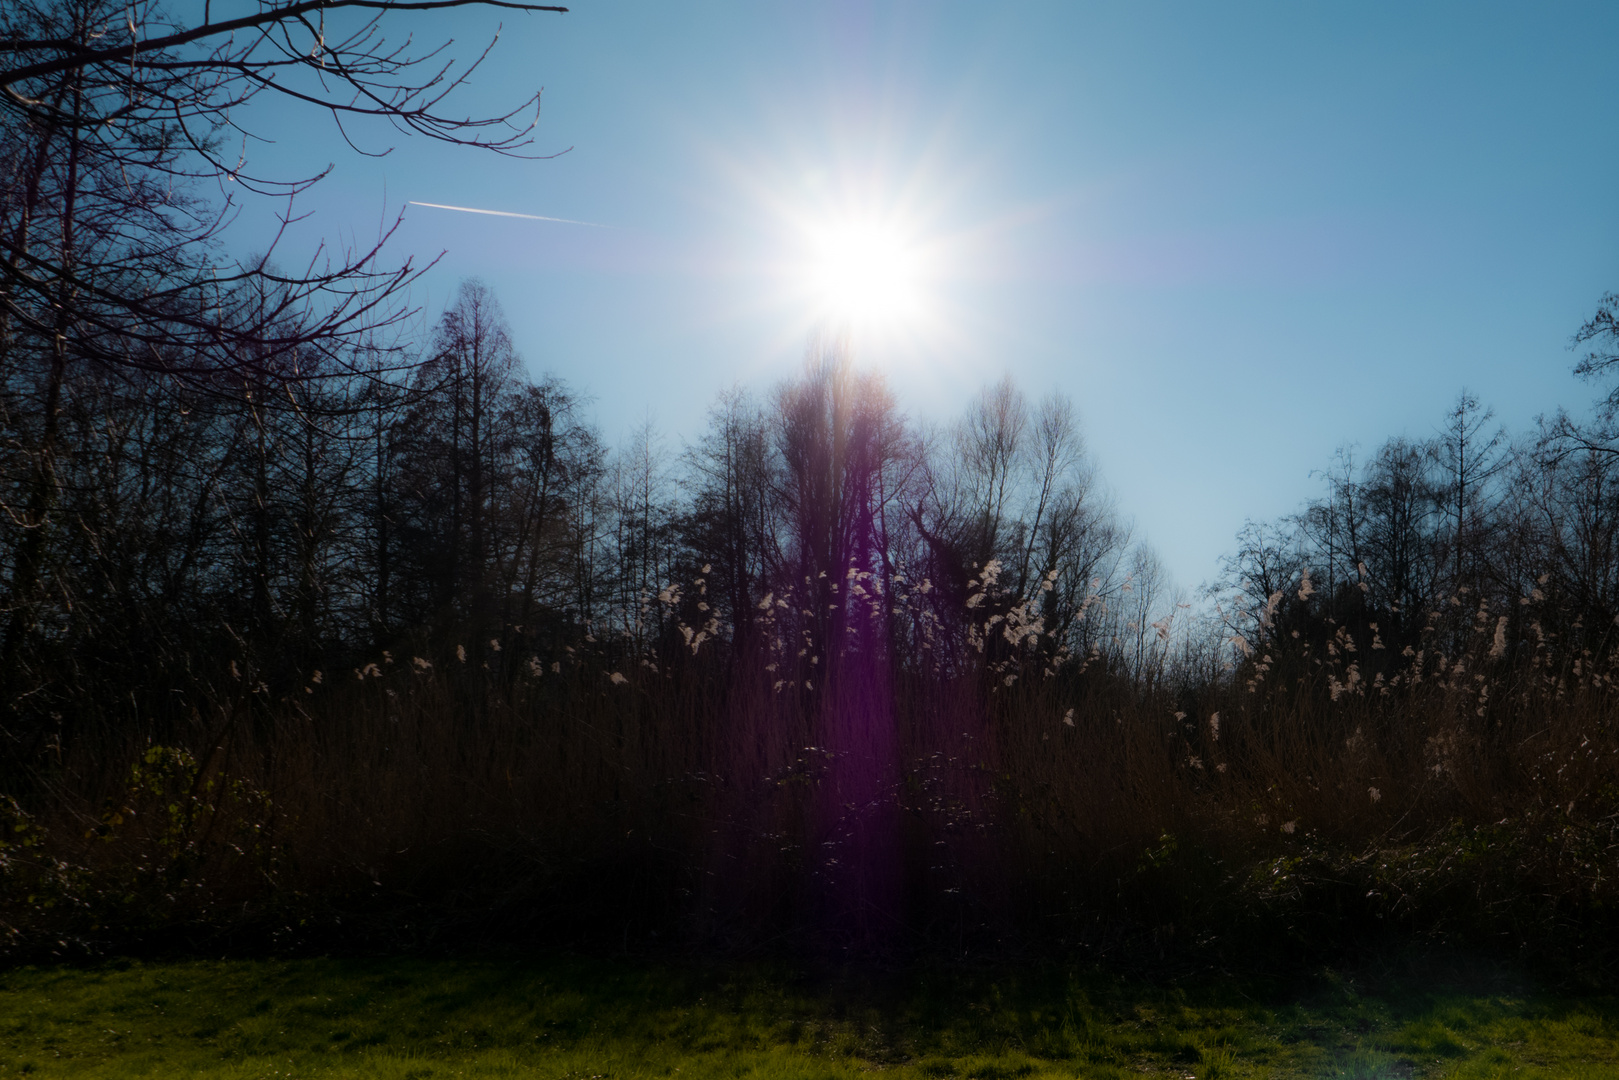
{"left": 4, "top": 584, "right": 1619, "bottom": 970}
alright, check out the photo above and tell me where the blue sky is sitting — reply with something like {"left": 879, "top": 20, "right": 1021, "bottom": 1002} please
{"left": 246, "top": 1, "right": 1619, "bottom": 588}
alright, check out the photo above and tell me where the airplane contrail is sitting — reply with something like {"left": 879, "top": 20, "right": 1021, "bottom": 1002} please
{"left": 407, "top": 201, "right": 608, "bottom": 228}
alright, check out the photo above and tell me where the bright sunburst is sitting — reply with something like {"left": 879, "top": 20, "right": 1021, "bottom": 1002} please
{"left": 803, "top": 217, "right": 924, "bottom": 330}
{"left": 713, "top": 146, "right": 978, "bottom": 368}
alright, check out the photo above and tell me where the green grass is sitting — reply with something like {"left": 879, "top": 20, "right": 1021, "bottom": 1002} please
{"left": 1, "top": 953, "right": 1617, "bottom": 1079}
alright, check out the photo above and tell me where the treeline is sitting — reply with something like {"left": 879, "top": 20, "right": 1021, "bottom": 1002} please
{"left": 1, "top": 274, "right": 1185, "bottom": 761}
{"left": 5, "top": 280, "right": 1619, "bottom": 968}
{"left": 1222, "top": 302, "right": 1619, "bottom": 668}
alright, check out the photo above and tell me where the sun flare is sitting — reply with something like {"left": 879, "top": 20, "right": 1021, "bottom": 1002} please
{"left": 802, "top": 217, "right": 925, "bottom": 331}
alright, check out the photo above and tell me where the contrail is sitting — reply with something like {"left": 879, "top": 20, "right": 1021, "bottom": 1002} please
{"left": 407, "top": 201, "right": 608, "bottom": 228}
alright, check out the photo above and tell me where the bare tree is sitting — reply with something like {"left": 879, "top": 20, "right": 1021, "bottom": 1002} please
{"left": 0, "top": 0, "right": 568, "bottom": 384}
{"left": 393, "top": 279, "right": 518, "bottom": 638}
{"left": 1574, "top": 292, "right": 1619, "bottom": 426}
{"left": 1433, "top": 389, "right": 1508, "bottom": 594}
{"left": 954, "top": 375, "right": 1029, "bottom": 566}
{"left": 1011, "top": 393, "right": 1084, "bottom": 595}
{"left": 608, "top": 418, "right": 678, "bottom": 650}
{"left": 683, "top": 387, "right": 775, "bottom": 649}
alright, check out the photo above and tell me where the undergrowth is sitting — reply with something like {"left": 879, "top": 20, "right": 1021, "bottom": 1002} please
{"left": 4, "top": 574, "right": 1619, "bottom": 974}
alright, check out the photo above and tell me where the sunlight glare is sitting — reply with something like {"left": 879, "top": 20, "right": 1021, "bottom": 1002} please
{"left": 803, "top": 217, "right": 925, "bottom": 332}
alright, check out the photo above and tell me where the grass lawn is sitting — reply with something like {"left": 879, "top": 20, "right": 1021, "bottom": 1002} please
{"left": 2, "top": 951, "right": 1618, "bottom": 1079}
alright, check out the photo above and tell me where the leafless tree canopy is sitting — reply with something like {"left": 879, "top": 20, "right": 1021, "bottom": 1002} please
{"left": 0, "top": 0, "right": 566, "bottom": 387}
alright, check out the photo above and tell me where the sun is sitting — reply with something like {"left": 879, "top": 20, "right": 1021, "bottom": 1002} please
{"left": 802, "top": 216, "right": 925, "bottom": 332}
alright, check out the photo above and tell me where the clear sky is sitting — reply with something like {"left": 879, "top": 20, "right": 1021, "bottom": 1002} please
{"left": 243, "top": 1, "right": 1619, "bottom": 590}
